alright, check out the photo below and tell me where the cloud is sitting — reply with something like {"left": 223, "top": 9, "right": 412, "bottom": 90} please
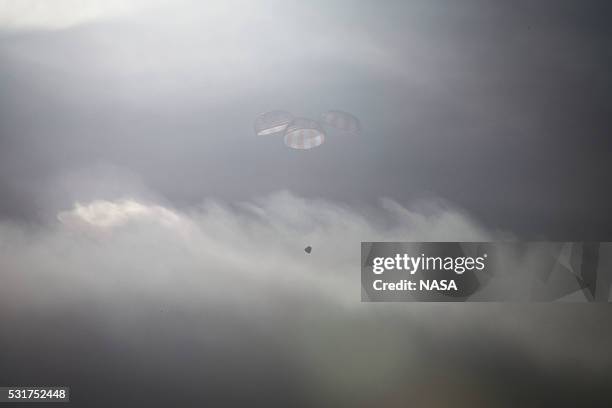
{"left": 4, "top": 191, "right": 490, "bottom": 309}
{"left": 0, "top": 0, "right": 439, "bottom": 96}
{"left": 1, "top": 190, "right": 611, "bottom": 405}
{"left": 57, "top": 199, "right": 183, "bottom": 229}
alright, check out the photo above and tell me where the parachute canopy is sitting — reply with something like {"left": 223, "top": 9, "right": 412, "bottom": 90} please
{"left": 321, "top": 110, "right": 361, "bottom": 134}
{"left": 283, "top": 118, "right": 325, "bottom": 150}
{"left": 254, "top": 110, "right": 293, "bottom": 136}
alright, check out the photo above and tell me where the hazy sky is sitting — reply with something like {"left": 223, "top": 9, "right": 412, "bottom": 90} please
{"left": 1, "top": 0, "right": 611, "bottom": 238}
{"left": 1, "top": 2, "right": 612, "bottom": 406}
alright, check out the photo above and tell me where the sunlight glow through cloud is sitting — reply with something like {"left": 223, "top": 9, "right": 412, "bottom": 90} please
{"left": 57, "top": 199, "right": 183, "bottom": 230}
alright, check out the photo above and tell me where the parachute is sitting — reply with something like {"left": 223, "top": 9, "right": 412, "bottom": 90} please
{"left": 254, "top": 110, "right": 293, "bottom": 136}
{"left": 321, "top": 110, "right": 361, "bottom": 134}
{"left": 283, "top": 118, "right": 325, "bottom": 150}
{"left": 254, "top": 109, "right": 359, "bottom": 150}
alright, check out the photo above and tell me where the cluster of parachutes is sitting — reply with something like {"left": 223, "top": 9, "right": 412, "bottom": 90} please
{"left": 254, "top": 109, "right": 361, "bottom": 150}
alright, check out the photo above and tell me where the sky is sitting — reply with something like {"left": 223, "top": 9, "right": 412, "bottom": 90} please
{"left": 1, "top": 0, "right": 610, "bottom": 237}
{"left": 1, "top": 1, "right": 612, "bottom": 406}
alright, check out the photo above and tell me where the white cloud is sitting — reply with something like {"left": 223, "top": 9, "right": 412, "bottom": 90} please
{"left": 1, "top": 191, "right": 610, "bottom": 398}
{"left": 3, "top": 192, "right": 490, "bottom": 310}
{"left": 57, "top": 199, "right": 183, "bottom": 229}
